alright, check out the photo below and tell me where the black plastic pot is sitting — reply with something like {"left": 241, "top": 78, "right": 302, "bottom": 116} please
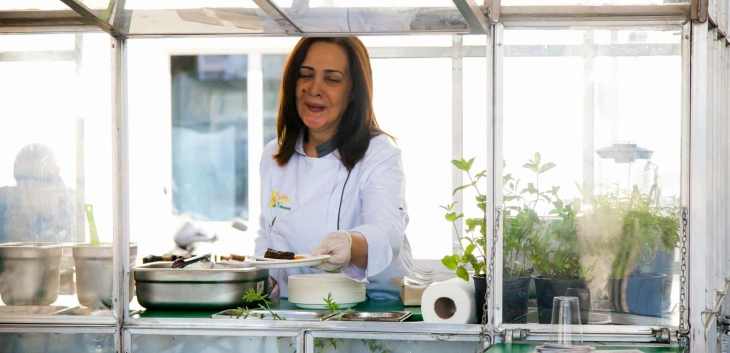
{"left": 534, "top": 277, "right": 589, "bottom": 324}
{"left": 609, "top": 274, "right": 667, "bottom": 317}
{"left": 502, "top": 277, "right": 531, "bottom": 324}
{"left": 473, "top": 275, "right": 487, "bottom": 324}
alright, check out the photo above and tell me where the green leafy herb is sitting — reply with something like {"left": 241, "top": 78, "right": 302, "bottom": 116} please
{"left": 361, "top": 339, "right": 392, "bottom": 353}
{"left": 232, "top": 287, "right": 284, "bottom": 321}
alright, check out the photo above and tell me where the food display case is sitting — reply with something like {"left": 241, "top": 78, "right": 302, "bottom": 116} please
{"left": 0, "top": 0, "right": 729, "bottom": 352}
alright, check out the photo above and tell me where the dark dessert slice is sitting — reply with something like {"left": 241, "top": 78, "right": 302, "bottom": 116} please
{"left": 264, "top": 248, "right": 295, "bottom": 260}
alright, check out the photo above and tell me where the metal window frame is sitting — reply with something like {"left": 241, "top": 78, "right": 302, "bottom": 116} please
{"left": 57, "top": 0, "right": 121, "bottom": 38}
{"left": 689, "top": 20, "right": 710, "bottom": 352}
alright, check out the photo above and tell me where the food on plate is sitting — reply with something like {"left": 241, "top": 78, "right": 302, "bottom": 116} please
{"left": 264, "top": 248, "right": 295, "bottom": 260}
{"left": 294, "top": 255, "right": 307, "bottom": 260}
{"left": 219, "top": 254, "right": 246, "bottom": 262}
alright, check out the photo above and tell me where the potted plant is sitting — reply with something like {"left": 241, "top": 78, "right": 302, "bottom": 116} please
{"left": 505, "top": 153, "right": 592, "bottom": 324}
{"left": 605, "top": 190, "right": 679, "bottom": 317}
{"left": 501, "top": 171, "right": 538, "bottom": 324}
{"left": 440, "top": 157, "right": 489, "bottom": 322}
{"left": 440, "top": 157, "right": 539, "bottom": 324}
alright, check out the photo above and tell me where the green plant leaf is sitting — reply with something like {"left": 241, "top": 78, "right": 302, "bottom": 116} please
{"left": 503, "top": 173, "right": 512, "bottom": 185}
{"left": 534, "top": 152, "right": 541, "bottom": 165}
{"left": 451, "top": 159, "right": 466, "bottom": 171}
{"left": 476, "top": 238, "right": 486, "bottom": 247}
{"left": 539, "top": 162, "right": 556, "bottom": 174}
{"left": 465, "top": 157, "right": 475, "bottom": 172}
{"left": 452, "top": 184, "right": 471, "bottom": 196}
{"left": 442, "top": 254, "right": 459, "bottom": 270}
{"left": 476, "top": 195, "right": 487, "bottom": 203}
{"left": 475, "top": 170, "right": 487, "bottom": 179}
{"left": 445, "top": 212, "right": 462, "bottom": 222}
{"left": 456, "top": 266, "right": 469, "bottom": 281}
{"left": 477, "top": 202, "right": 486, "bottom": 212}
{"left": 465, "top": 218, "right": 478, "bottom": 232}
{"left": 522, "top": 163, "right": 538, "bottom": 173}
{"left": 474, "top": 263, "right": 485, "bottom": 276}
{"left": 465, "top": 244, "right": 476, "bottom": 256}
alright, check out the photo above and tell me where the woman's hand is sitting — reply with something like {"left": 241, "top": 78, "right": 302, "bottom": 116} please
{"left": 310, "top": 230, "right": 352, "bottom": 272}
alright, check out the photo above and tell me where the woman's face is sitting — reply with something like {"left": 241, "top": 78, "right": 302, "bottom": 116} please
{"left": 296, "top": 42, "right": 353, "bottom": 139}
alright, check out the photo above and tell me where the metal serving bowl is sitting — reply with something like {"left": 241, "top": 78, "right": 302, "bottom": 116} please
{"left": 134, "top": 262, "right": 269, "bottom": 310}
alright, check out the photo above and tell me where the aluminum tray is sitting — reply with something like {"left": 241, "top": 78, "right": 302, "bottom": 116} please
{"left": 212, "top": 309, "right": 335, "bottom": 321}
{"left": 134, "top": 262, "right": 269, "bottom": 310}
{"left": 324, "top": 311, "right": 412, "bottom": 322}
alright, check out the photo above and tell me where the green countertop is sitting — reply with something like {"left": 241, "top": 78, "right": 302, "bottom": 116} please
{"left": 137, "top": 298, "right": 423, "bottom": 321}
{"left": 486, "top": 343, "right": 683, "bottom": 353}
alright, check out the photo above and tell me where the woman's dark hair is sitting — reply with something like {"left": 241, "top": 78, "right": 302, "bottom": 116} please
{"left": 273, "top": 37, "right": 391, "bottom": 171}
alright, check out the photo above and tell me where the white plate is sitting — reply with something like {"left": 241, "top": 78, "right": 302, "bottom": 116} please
{"left": 243, "top": 254, "right": 330, "bottom": 269}
{"left": 293, "top": 303, "right": 358, "bottom": 310}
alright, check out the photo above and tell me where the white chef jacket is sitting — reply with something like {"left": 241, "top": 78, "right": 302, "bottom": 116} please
{"left": 255, "top": 133, "right": 413, "bottom": 300}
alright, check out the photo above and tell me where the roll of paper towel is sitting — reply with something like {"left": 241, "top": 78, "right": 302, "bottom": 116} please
{"left": 421, "top": 277, "right": 477, "bottom": 324}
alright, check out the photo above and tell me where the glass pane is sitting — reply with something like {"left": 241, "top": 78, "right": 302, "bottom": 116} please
{"left": 0, "top": 33, "right": 117, "bottom": 317}
{"left": 594, "top": 29, "right": 682, "bottom": 44}
{"left": 463, "top": 57, "right": 489, "bottom": 239}
{"left": 372, "top": 58, "right": 452, "bottom": 260}
{"left": 0, "top": 331, "right": 114, "bottom": 352}
{"left": 119, "top": 0, "right": 283, "bottom": 35}
{"left": 77, "top": 0, "right": 112, "bottom": 10}
{"left": 271, "top": 0, "right": 467, "bottom": 33}
{"left": 0, "top": 0, "right": 70, "bottom": 11}
{"left": 0, "top": 34, "right": 75, "bottom": 51}
{"left": 463, "top": 34, "right": 487, "bottom": 46}
{"left": 170, "top": 55, "right": 249, "bottom": 222}
{"left": 359, "top": 35, "right": 452, "bottom": 47}
{"left": 312, "top": 337, "right": 480, "bottom": 353}
{"left": 503, "top": 0, "right": 689, "bottom": 4}
{"left": 132, "top": 334, "right": 297, "bottom": 353}
{"left": 263, "top": 54, "right": 286, "bottom": 147}
{"left": 501, "top": 28, "right": 682, "bottom": 326}
{"left": 260, "top": 43, "right": 455, "bottom": 261}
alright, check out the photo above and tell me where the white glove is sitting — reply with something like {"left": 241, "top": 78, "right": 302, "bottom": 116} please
{"left": 310, "top": 230, "right": 352, "bottom": 273}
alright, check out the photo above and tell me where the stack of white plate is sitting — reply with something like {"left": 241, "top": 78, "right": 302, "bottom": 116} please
{"left": 288, "top": 274, "right": 366, "bottom": 309}
{"left": 405, "top": 267, "right": 457, "bottom": 285}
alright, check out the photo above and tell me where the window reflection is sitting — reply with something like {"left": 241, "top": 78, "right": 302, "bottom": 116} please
{"left": 501, "top": 28, "right": 682, "bottom": 325}
{"left": 170, "top": 55, "right": 249, "bottom": 221}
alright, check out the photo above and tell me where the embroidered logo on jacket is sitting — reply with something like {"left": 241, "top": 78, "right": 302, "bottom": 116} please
{"left": 269, "top": 190, "right": 292, "bottom": 211}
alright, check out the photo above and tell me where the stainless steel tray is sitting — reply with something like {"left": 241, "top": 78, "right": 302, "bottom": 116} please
{"left": 134, "top": 262, "right": 270, "bottom": 310}
{"left": 212, "top": 309, "right": 335, "bottom": 321}
{"left": 0, "top": 305, "right": 67, "bottom": 315}
{"left": 324, "top": 311, "right": 412, "bottom": 322}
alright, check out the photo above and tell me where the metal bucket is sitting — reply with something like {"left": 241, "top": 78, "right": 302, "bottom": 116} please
{"left": 72, "top": 243, "right": 137, "bottom": 308}
{"left": 0, "top": 243, "right": 63, "bottom": 305}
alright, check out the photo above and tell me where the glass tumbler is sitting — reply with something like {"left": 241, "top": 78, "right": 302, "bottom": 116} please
{"left": 549, "top": 296, "right": 583, "bottom": 346}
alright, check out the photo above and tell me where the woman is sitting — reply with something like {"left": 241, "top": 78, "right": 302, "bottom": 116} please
{"left": 255, "top": 37, "right": 412, "bottom": 300}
